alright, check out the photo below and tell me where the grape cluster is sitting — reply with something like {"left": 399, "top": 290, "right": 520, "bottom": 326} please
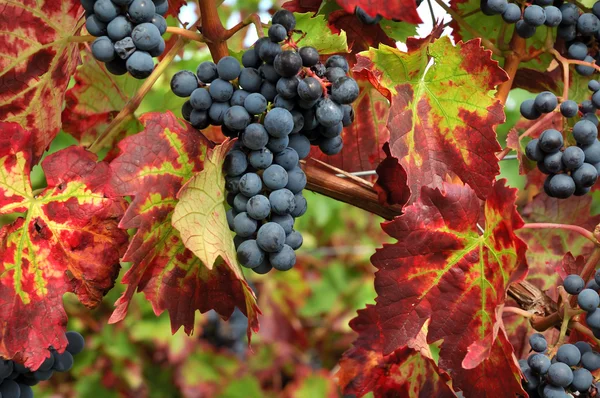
{"left": 480, "top": 0, "right": 562, "bottom": 38}
{"left": 0, "top": 331, "right": 85, "bottom": 398}
{"left": 170, "top": 10, "right": 359, "bottom": 274}
{"left": 81, "top": 0, "right": 169, "bottom": 79}
{"left": 522, "top": 90, "right": 600, "bottom": 198}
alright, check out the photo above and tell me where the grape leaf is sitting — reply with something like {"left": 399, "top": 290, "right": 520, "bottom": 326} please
{"left": 338, "top": 305, "right": 456, "bottom": 397}
{"left": 326, "top": 10, "right": 396, "bottom": 54}
{"left": 0, "top": 0, "right": 83, "bottom": 159}
{"left": 370, "top": 180, "right": 528, "bottom": 393}
{"left": 164, "top": 0, "right": 187, "bottom": 18}
{"left": 293, "top": 12, "right": 349, "bottom": 54}
{"left": 62, "top": 52, "right": 143, "bottom": 149}
{"left": 171, "top": 141, "right": 260, "bottom": 339}
{"left": 108, "top": 112, "right": 259, "bottom": 339}
{"left": 0, "top": 123, "right": 128, "bottom": 369}
{"left": 334, "top": 0, "right": 421, "bottom": 25}
{"left": 283, "top": 0, "right": 324, "bottom": 12}
{"left": 356, "top": 37, "right": 508, "bottom": 200}
{"left": 373, "top": 143, "right": 410, "bottom": 207}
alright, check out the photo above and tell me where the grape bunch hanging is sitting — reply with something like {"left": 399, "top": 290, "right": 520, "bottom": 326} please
{"left": 81, "top": 0, "right": 169, "bottom": 79}
{"left": 169, "top": 10, "right": 359, "bottom": 274}
{"left": 522, "top": 89, "right": 600, "bottom": 199}
{"left": 0, "top": 332, "right": 85, "bottom": 398}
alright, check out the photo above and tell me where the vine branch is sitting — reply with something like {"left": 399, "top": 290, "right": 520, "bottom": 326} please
{"left": 521, "top": 223, "right": 599, "bottom": 245}
{"left": 223, "top": 13, "right": 264, "bottom": 40}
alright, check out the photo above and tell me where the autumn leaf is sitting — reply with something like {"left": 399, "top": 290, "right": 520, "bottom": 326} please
{"left": 62, "top": 52, "right": 143, "bottom": 149}
{"left": 338, "top": 305, "right": 456, "bottom": 398}
{"left": 293, "top": 12, "right": 349, "bottom": 54}
{"left": 0, "top": 0, "right": 83, "bottom": 160}
{"left": 373, "top": 143, "right": 410, "bottom": 207}
{"left": 108, "top": 112, "right": 259, "bottom": 339}
{"left": 334, "top": 0, "right": 421, "bottom": 25}
{"left": 356, "top": 37, "right": 508, "bottom": 200}
{"left": 370, "top": 180, "right": 528, "bottom": 393}
{"left": 0, "top": 123, "right": 128, "bottom": 369}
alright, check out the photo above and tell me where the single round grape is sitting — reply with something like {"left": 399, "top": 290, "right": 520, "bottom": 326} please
{"left": 560, "top": 3, "right": 580, "bottom": 25}
{"left": 258, "top": 40, "right": 282, "bottom": 64}
{"left": 238, "top": 67, "right": 261, "bottom": 92}
{"left": 271, "top": 214, "right": 294, "bottom": 235}
{"left": 197, "top": 61, "right": 218, "bottom": 83}
{"left": 522, "top": 368, "right": 540, "bottom": 391}
{"left": 223, "top": 150, "right": 247, "bottom": 176}
{"left": 515, "top": 20, "right": 536, "bottom": 38}
{"left": 563, "top": 274, "right": 585, "bottom": 294}
{"left": 0, "top": 380, "right": 20, "bottom": 398}
{"left": 575, "top": 185, "right": 592, "bottom": 196}
{"left": 131, "top": 23, "right": 162, "bottom": 51}
{"left": 264, "top": 108, "right": 294, "bottom": 138}
{"left": 319, "top": 135, "right": 344, "bottom": 155}
{"left": 249, "top": 148, "right": 273, "bottom": 169}
{"left": 534, "top": 91, "right": 557, "bottom": 113}
{"left": 299, "top": 46, "right": 319, "bottom": 67}
{"left": 592, "top": 91, "right": 600, "bottom": 110}
{"left": 297, "top": 77, "right": 323, "bottom": 101}
{"left": 315, "top": 100, "right": 343, "bottom": 129}
{"left": 252, "top": 259, "right": 273, "bottom": 274}
{"left": 520, "top": 99, "right": 541, "bottom": 120}
{"left": 180, "top": 100, "right": 193, "bottom": 122}
{"left": 154, "top": 0, "right": 168, "bottom": 15}
{"left": 106, "top": 16, "right": 132, "bottom": 42}
{"left": 224, "top": 105, "right": 250, "bottom": 131}
{"left": 325, "top": 55, "right": 349, "bottom": 72}
{"left": 291, "top": 193, "right": 307, "bottom": 217}
{"left": 149, "top": 37, "right": 165, "bottom": 57}
{"left": 523, "top": 5, "right": 546, "bottom": 26}
{"left": 575, "top": 341, "right": 593, "bottom": 356}
{"left": 91, "top": 36, "right": 115, "bottom": 62}
{"left": 86, "top": 14, "right": 108, "bottom": 37}
{"left": 573, "top": 163, "right": 598, "bottom": 188}
{"left": 502, "top": 3, "right": 522, "bottom": 23}
{"left": 573, "top": 120, "right": 599, "bottom": 145}
{"left": 230, "top": 89, "right": 249, "bottom": 107}
{"left": 538, "top": 129, "right": 563, "bottom": 153}
{"left": 274, "top": 147, "right": 299, "bottom": 170}
{"left": 217, "top": 56, "right": 241, "bottom": 81}
{"left": 65, "top": 331, "right": 85, "bottom": 356}
{"left": 325, "top": 67, "right": 346, "bottom": 84}
{"left": 544, "top": 5, "right": 562, "bottom": 26}
{"left": 190, "top": 88, "right": 212, "bottom": 111}
{"left": 529, "top": 333, "right": 547, "bottom": 352}
{"left": 242, "top": 123, "right": 269, "bottom": 150}
{"left": 583, "top": 140, "right": 600, "bottom": 163}
{"left": 525, "top": 139, "right": 544, "bottom": 161}
{"left": 234, "top": 212, "right": 258, "bottom": 237}
{"left": 267, "top": 135, "right": 290, "bottom": 153}
{"left": 244, "top": 93, "right": 267, "bottom": 115}
{"left": 582, "top": 351, "right": 600, "bottom": 371}
{"left": 53, "top": 350, "right": 74, "bottom": 372}
{"left": 587, "top": 308, "right": 600, "bottom": 328}
{"left": 556, "top": 343, "right": 581, "bottom": 366}
{"left": 288, "top": 134, "right": 311, "bottom": 159}
{"left": 559, "top": 100, "right": 578, "bottom": 118}
{"left": 269, "top": 244, "right": 296, "bottom": 271}
{"left": 582, "top": 99, "right": 596, "bottom": 114}
{"left": 331, "top": 76, "right": 360, "bottom": 104}
{"left": 257, "top": 222, "right": 287, "bottom": 252}
{"left": 208, "top": 102, "right": 230, "bottom": 125}
{"left": 538, "top": 160, "right": 551, "bottom": 175}
{"left": 94, "top": 0, "right": 120, "bottom": 22}
{"left": 276, "top": 76, "right": 300, "bottom": 99}
{"left": 128, "top": 0, "right": 156, "bottom": 23}
{"left": 578, "top": 12, "right": 600, "bottom": 34}
{"left": 571, "top": 368, "right": 593, "bottom": 391}
{"left": 209, "top": 79, "right": 234, "bottom": 102}
{"left": 547, "top": 362, "right": 573, "bottom": 387}
{"left": 589, "top": 279, "right": 600, "bottom": 291}
{"left": 260, "top": 81, "right": 277, "bottom": 102}
{"left": 273, "top": 95, "right": 295, "bottom": 111}
{"left": 171, "top": 70, "right": 198, "bottom": 98}
{"left": 543, "top": 151, "right": 564, "bottom": 173}
{"left": 242, "top": 48, "right": 262, "bottom": 68}
{"left": 272, "top": 9, "right": 296, "bottom": 32}
{"left": 151, "top": 13, "right": 167, "bottom": 35}
{"left": 268, "top": 23, "right": 288, "bottom": 42}
{"left": 545, "top": 174, "right": 575, "bottom": 199}
{"left": 576, "top": 56, "right": 596, "bottom": 76}
{"left": 578, "top": 288, "right": 600, "bottom": 311}
{"left": 269, "top": 189, "right": 296, "bottom": 215}
{"left": 246, "top": 195, "right": 270, "bottom": 220}
{"left": 568, "top": 42, "right": 588, "bottom": 61}
{"left": 258, "top": 63, "right": 279, "bottom": 83}
{"left": 542, "top": 385, "right": 566, "bottom": 398}
{"left": 263, "top": 164, "right": 289, "bottom": 190}
{"left": 286, "top": 230, "right": 303, "bottom": 250}
{"left": 190, "top": 110, "right": 208, "bottom": 129}
{"left": 237, "top": 240, "right": 265, "bottom": 268}
{"left": 274, "top": 50, "right": 303, "bottom": 77}
{"left": 238, "top": 173, "right": 262, "bottom": 197}
{"left": 126, "top": 51, "right": 154, "bottom": 79}
{"left": 528, "top": 353, "right": 551, "bottom": 374}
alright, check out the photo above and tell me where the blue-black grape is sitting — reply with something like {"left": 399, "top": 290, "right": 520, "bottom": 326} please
{"left": 224, "top": 105, "right": 251, "bottom": 131}
{"left": 269, "top": 189, "right": 296, "bottom": 215}
{"left": 53, "top": 350, "right": 74, "bottom": 372}
{"left": 92, "top": 37, "right": 115, "bottom": 62}
{"left": 528, "top": 353, "right": 551, "bottom": 374}
{"left": 542, "top": 385, "right": 566, "bottom": 398}
{"left": 171, "top": 70, "right": 198, "bottom": 97}
{"left": 234, "top": 212, "right": 258, "bottom": 237}
{"left": 286, "top": 230, "right": 303, "bottom": 250}
{"left": 151, "top": 13, "right": 167, "bottom": 35}
{"left": 274, "top": 50, "right": 303, "bottom": 77}
{"left": 576, "top": 56, "right": 596, "bottom": 76}
{"left": 106, "top": 16, "right": 133, "bottom": 41}
{"left": 568, "top": 42, "right": 588, "bottom": 60}
{"left": 249, "top": 148, "right": 273, "bottom": 169}
{"left": 257, "top": 222, "right": 286, "bottom": 252}
{"left": 515, "top": 20, "right": 536, "bottom": 38}
{"left": 573, "top": 163, "right": 598, "bottom": 187}
{"left": 244, "top": 93, "right": 268, "bottom": 115}
{"left": 264, "top": 108, "right": 294, "bottom": 137}
{"left": 242, "top": 48, "right": 261, "bottom": 68}
{"left": 291, "top": 193, "right": 307, "bottom": 217}
{"left": 571, "top": 368, "right": 593, "bottom": 391}
{"left": 502, "top": 3, "right": 522, "bottom": 23}
{"left": 325, "top": 55, "right": 349, "bottom": 72}
{"left": 0, "top": 380, "right": 20, "bottom": 398}
{"left": 316, "top": 98, "right": 343, "bottom": 127}
{"left": 258, "top": 41, "right": 282, "bottom": 64}
{"left": 190, "top": 88, "right": 212, "bottom": 111}
{"left": 154, "top": 0, "right": 169, "bottom": 15}
{"left": 86, "top": 14, "right": 108, "bottom": 37}
{"left": 288, "top": 134, "right": 311, "bottom": 159}
{"left": 238, "top": 172, "right": 262, "bottom": 197}
{"left": 299, "top": 46, "right": 319, "bottom": 67}
{"left": 547, "top": 362, "right": 573, "bottom": 387}
{"left": 276, "top": 76, "right": 300, "bottom": 99}
{"left": 578, "top": 13, "right": 600, "bottom": 34}
{"left": 237, "top": 240, "right": 265, "bottom": 268}
{"left": 523, "top": 5, "right": 546, "bottom": 26}
{"left": 529, "top": 333, "right": 547, "bottom": 352}
{"left": 285, "top": 167, "right": 307, "bottom": 194}
{"left": 319, "top": 135, "right": 344, "bottom": 155}
{"left": 66, "top": 331, "right": 85, "bottom": 356}
{"left": 126, "top": 51, "right": 154, "bottom": 79}
{"left": 273, "top": 95, "right": 295, "bottom": 111}
{"left": 583, "top": 141, "right": 600, "bottom": 163}
{"left": 242, "top": 123, "right": 269, "bottom": 150}
{"left": 129, "top": 0, "right": 156, "bottom": 23}
{"left": 197, "top": 61, "right": 218, "bottom": 83}
{"left": 556, "top": 343, "right": 581, "bottom": 366}
{"left": 271, "top": 214, "right": 294, "bottom": 234}
{"left": 520, "top": 99, "right": 541, "bottom": 120}
{"left": 545, "top": 174, "right": 576, "bottom": 198}
{"left": 578, "top": 288, "right": 600, "bottom": 311}
{"left": 272, "top": 9, "right": 296, "bottom": 32}
{"left": 331, "top": 76, "right": 359, "bottom": 104}
{"left": 560, "top": 3, "right": 580, "bottom": 25}
{"left": 274, "top": 147, "right": 299, "bottom": 170}
{"left": 190, "top": 110, "right": 208, "bottom": 129}
{"left": 131, "top": 23, "right": 161, "bottom": 51}
{"left": 260, "top": 81, "right": 278, "bottom": 102}
{"left": 560, "top": 100, "right": 579, "bottom": 117}
{"left": 538, "top": 129, "right": 563, "bottom": 153}
{"left": 544, "top": 6, "right": 562, "bottom": 26}
{"left": 525, "top": 139, "right": 544, "bottom": 161}
{"left": 269, "top": 23, "right": 288, "bottom": 42}
{"left": 209, "top": 79, "right": 234, "bottom": 102}
{"left": 563, "top": 274, "right": 585, "bottom": 294}
{"left": 263, "top": 164, "right": 289, "bottom": 190}
{"left": 297, "top": 77, "right": 323, "bottom": 101}
{"left": 208, "top": 102, "right": 230, "bottom": 125}
{"left": 573, "top": 120, "right": 598, "bottom": 145}
{"left": 217, "top": 56, "right": 241, "bottom": 81}
{"left": 246, "top": 195, "right": 271, "bottom": 220}
{"left": 239, "top": 67, "right": 262, "bottom": 92}
{"left": 534, "top": 91, "right": 557, "bottom": 113}
{"left": 94, "top": 0, "right": 120, "bottom": 22}
{"left": 224, "top": 150, "right": 247, "bottom": 176}
{"left": 543, "top": 151, "right": 563, "bottom": 173}
{"left": 269, "top": 244, "right": 296, "bottom": 271}
{"left": 582, "top": 351, "right": 600, "bottom": 370}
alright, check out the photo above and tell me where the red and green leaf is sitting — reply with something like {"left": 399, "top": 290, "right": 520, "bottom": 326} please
{"left": 0, "top": 123, "right": 128, "bottom": 369}
{"left": 356, "top": 36, "right": 508, "bottom": 200}
{"left": 0, "top": 0, "right": 83, "bottom": 160}
{"left": 334, "top": 0, "right": 421, "bottom": 25}
{"left": 108, "top": 112, "right": 259, "bottom": 338}
{"left": 370, "top": 180, "right": 527, "bottom": 393}
{"left": 373, "top": 143, "right": 410, "bottom": 207}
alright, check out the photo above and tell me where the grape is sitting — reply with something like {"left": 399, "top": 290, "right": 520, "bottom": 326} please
{"left": 325, "top": 55, "right": 349, "bottom": 73}
{"left": 242, "top": 48, "right": 262, "bottom": 68}
{"left": 525, "top": 139, "right": 544, "bottom": 161}
{"left": 316, "top": 98, "right": 343, "bottom": 127}
{"left": 587, "top": 308, "right": 600, "bottom": 328}
{"left": 94, "top": 0, "right": 119, "bottom": 22}
{"left": 299, "top": 46, "right": 319, "bottom": 67}
{"left": 291, "top": 193, "right": 307, "bottom": 217}
{"left": 573, "top": 163, "right": 598, "bottom": 187}
{"left": 81, "top": 0, "right": 96, "bottom": 13}
{"left": 583, "top": 112, "right": 599, "bottom": 126}
{"left": 269, "top": 244, "right": 296, "bottom": 271}
{"left": 502, "top": 3, "right": 522, "bottom": 23}
{"left": 568, "top": 42, "right": 588, "bottom": 61}
{"left": 257, "top": 222, "right": 286, "bottom": 252}
{"left": 189, "top": 110, "right": 208, "bottom": 129}
{"left": 0, "top": 380, "right": 20, "bottom": 397}
{"left": 542, "top": 385, "right": 566, "bottom": 398}
{"left": 325, "top": 67, "right": 347, "bottom": 83}
{"left": 524, "top": 5, "right": 546, "bottom": 26}
{"left": 547, "top": 362, "right": 573, "bottom": 387}
{"left": 239, "top": 67, "right": 262, "bottom": 92}
{"left": 224, "top": 150, "right": 247, "bottom": 176}
{"left": 273, "top": 95, "right": 295, "bottom": 111}
{"left": 331, "top": 76, "right": 360, "bottom": 104}
{"left": 258, "top": 41, "right": 282, "bottom": 64}
{"left": 252, "top": 260, "right": 273, "bottom": 274}
{"left": 286, "top": 230, "right": 303, "bottom": 250}
{"left": 227, "top": 208, "right": 235, "bottom": 230}
{"left": 289, "top": 134, "right": 311, "bottom": 159}
{"left": 578, "top": 288, "right": 600, "bottom": 311}
{"left": 65, "top": 331, "right": 85, "bottom": 356}
{"left": 231, "top": 90, "right": 250, "bottom": 107}
{"left": 582, "top": 99, "right": 596, "bottom": 114}
{"left": 545, "top": 174, "right": 576, "bottom": 198}
{"left": 208, "top": 102, "right": 230, "bottom": 125}
{"left": 264, "top": 108, "right": 294, "bottom": 137}
{"left": 268, "top": 23, "right": 288, "bottom": 43}
{"left": 576, "top": 56, "right": 596, "bottom": 76}
{"left": 190, "top": 88, "right": 212, "bottom": 111}
{"left": 233, "top": 193, "right": 249, "bottom": 213}
{"left": 582, "top": 351, "right": 600, "bottom": 370}
{"left": 215, "top": 57, "right": 240, "bottom": 82}
{"left": 246, "top": 195, "right": 271, "bottom": 220}
{"left": 573, "top": 120, "right": 598, "bottom": 145}
{"left": 128, "top": 0, "right": 156, "bottom": 23}
{"left": 197, "top": 61, "right": 218, "bottom": 83}
{"left": 263, "top": 164, "right": 289, "bottom": 190}
{"left": 544, "top": 6, "right": 562, "bottom": 26}
{"left": 271, "top": 214, "right": 294, "bottom": 234}
{"left": 575, "top": 341, "right": 593, "bottom": 356}
{"left": 260, "top": 81, "right": 277, "bottom": 102}
{"left": 529, "top": 333, "right": 547, "bottom": 352}
{"left": 131, "top": 23, "right": 161, "bottom": 51}
{"left": 592, "top": 91, "right": 600, "bottom": 110}
{"left": 589, "top": 279, "right": 600, "bottom": 291}
{"left": 269, "top": 189, "right": 296, "bottom": 215}
{"left": 563, "top": 274, "right": 585, "bottom": 294}
{"left": 274, "top": 51, "right": 303, "bottom": 77}
{"left": 180, "top": 101, "right": 193, "bottom": 122}
{"left": 583, "top": 141, "right": 600, "bottom": 163}
{"left": 321, "top": 121, "right": 344, "bottom": 139}
{"left": 151, "top": 14, "right": 167, "bottom": 35}
{"left": 242, "top": 123, "right": 269, "bottom": 150}
{"left": 209, "top": 79, "right": 234, "bottom": 102}
{"left": 559, "top": 100, "right": 578, "bottom": 118}
{"left": 276, "top": 76, "right": 300, "bottom": 99}
{"left": 272, "top": 9, "right": 296, "bottom": 32}
{"left": 560, "top": 3, "right": 580, "bottom": 25}
{"left": 274, "top": 147, "right": 299, "bottom": 170}
{"left": 241, "top": 94, "right": 266, "bottom": 116}
{"left": 249, "top": 148, "right": 273, "bottom": 169}
{"left": 538, "top": 129, "right": 563, "bottom": 153}
{"left": 291, "top": 111, "right": 304, "bottom": 133}
{"left": 578, "top": 13, "right": 600, "bottom": 34}
{"left": 171, "top": 70, "right": 198, "bottom": 97}
{"left": 543, "top": 151, "right": 563, "bottom": 173}
{"left": 234, "top": 212, "right": 257, "bottom": 237}
{"left": 154, "top": 0, "right": 168, "bottom": 15}
{"left": 224, "top": 105, "right": 251, "bottom": 131}
{"left": 571, "top": 368, "right": 593, "bottom": 391}
{"left": 595, "top": 1, "right": 600, "bottom": 18}
{"left": 534, "top": 91, "right": 557, "bottom": 113}
{"left": 259, "top": 64, "right": 279, "bottom": 83}
{"left": 91, "top": 37, "right": 115, "bottom": 62}
{"left": 528, "top": 353, "right": 551, "bottom": 374}
{"left": 126, "top": 51, "right": 154, "bottom": 79}
{"left": 149, "top": 38, "right": 165, "bottom": 57}
{"left": 38, "top": 355, "right": 54, "bottom": 373}
{"left": 556, "top": 344, "right": 581, "bottom": 366}
{"left": 237, "top": 240, "right": 265, "bottom": 268}
{"left": 521, "top": 99, "right": 541, "bottom": 120}
{"left": 522, "top": 368, "right": 540, "bottom": 391}
{"left": 106, "top": 16, "right": 132, "bottom": 42}
{"left": 575, "top": 185, "right": 592, "bottom": 196}
{"left": 53, "top": 350, "right": 74, "bottom": 372}
{"left": 298, "top": 77, "right": 323, "bottom": 101}
{"left": 86, "top": 14, "right": 108, "bottom": 37}
{"left": 319, "top": 135, "right": 344, "bottom": 155}
{"left": 238, "top": 173, "right": 262, "bottom": 197}
{"left": 515, "top": 20, "right": 536, "bottom": 38}
{"left": 285, "top": 167, "right": 307, "bottom": 194}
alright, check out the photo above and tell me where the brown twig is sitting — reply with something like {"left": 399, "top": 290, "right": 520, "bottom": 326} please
{"left": 521, "top": 223, "right": 599, "bottom": 246}
{"left": 223, "top": 13, "right": 264, "bottom": 40}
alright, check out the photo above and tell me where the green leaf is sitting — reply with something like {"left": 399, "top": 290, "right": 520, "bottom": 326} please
{"left": 293, "top": 12, "right": 349, "bottom": 54}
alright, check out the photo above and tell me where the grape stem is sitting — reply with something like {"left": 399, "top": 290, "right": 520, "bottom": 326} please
{"left": 521, "top": 223, "right": 599, "bottom": 246}
{"left": 503, "top": 306, "right": 533, "bottom": 318}
{"left": 578, "top": 248, "right": 600, "bottom": 289}
{"left": 223, "top": 13, "right": 264, "bottom": 40}
{"left": 166, "top": 27, "right": 206, "bottom": 42}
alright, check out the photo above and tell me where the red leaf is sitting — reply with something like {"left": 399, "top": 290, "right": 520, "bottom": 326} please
{"left": 370, "top": 180, "right": 528, "bottom": 393}
{"left": 327, "top": 10, "right": 396, "bottom": 53}
{"left": 282, "top": 0, "right": 323, "bottom": 12}
{"left": 557, "top": 252, "right": 586, "bottom": 280}
{"left": 334, "top": 0, "right": 422, "bottom": 25}
{"left": 163, "top": 0, "right": 187, "bottom": 19}
{"left": 0, "top": 123, "right": 128, "bottom": 369}
{"left": 107, "top": 112, "right": 259, "bottom": 337}
{"left": 338, "top": 305, "right": 456, "bottom": 397}
{"left": 373, "top": 142, "right": 410, "bottom": 207}
{"left": 0, "top": 1, "right": 83, "bottom": 160}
